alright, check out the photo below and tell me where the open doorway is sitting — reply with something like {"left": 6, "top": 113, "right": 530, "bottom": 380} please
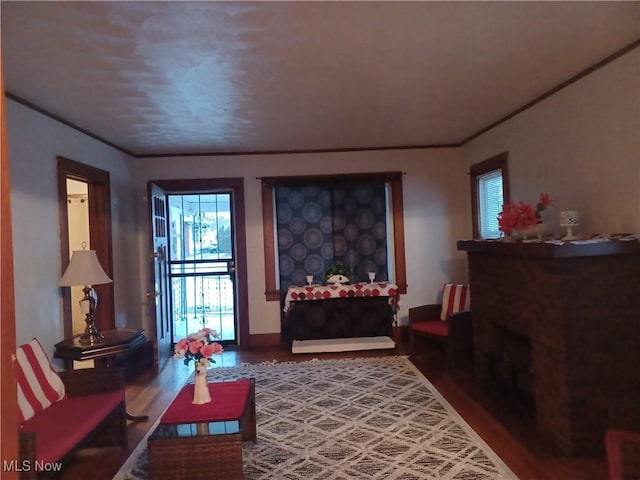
{"left": 57, "top": 157, "right": 114, "bottom": 339}
{"left": 65, "top": 178, "right": 90, "bottom": 335}
{"left": 167, "top": 193, "right": 237, "bottom": 344}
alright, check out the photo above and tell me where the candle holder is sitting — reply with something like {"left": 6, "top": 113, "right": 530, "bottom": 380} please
{"left": 560, "top": 211, "right": 579, "bottom": 240}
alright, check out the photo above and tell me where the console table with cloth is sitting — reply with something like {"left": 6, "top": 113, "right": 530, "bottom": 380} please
{"left": 282, "top": 282, "right": 399, "bottom": 353}
{"left": 147, "top": 378, "right": 256, "bottom": 480}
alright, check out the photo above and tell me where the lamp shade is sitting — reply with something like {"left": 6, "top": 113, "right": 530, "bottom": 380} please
{"left": 59, "top": 250, "right": 112, "bottom": 287}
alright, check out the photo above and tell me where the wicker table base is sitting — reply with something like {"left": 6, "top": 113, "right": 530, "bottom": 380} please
{"left": 147, "top": 378, "right": 256, "bottom": 480}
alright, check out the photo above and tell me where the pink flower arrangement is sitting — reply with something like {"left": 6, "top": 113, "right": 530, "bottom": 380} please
{"left": 497, "top": 193, "right": 554, "bottom": 235}
{"left": 173, "top": 328, "right": 223, "bottom": 368}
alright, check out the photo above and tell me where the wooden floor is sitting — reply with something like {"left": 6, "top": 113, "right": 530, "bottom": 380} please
{"left": 61, "top": 338, "right": 608, "bottom": 480}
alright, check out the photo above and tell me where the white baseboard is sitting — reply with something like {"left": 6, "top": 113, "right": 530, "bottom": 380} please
{"left": 291, "top": 336, "right": 396, "bottom": 354}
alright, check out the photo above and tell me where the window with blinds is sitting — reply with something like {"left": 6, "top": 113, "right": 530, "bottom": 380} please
{"left": 470, "top": 152, "right": 509, "bottom": 239}
{"left": 477, "top": 170, "right": 504, "bottom": 238}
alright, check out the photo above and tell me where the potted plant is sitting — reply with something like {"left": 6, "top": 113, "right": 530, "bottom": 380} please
{"left": 325, "top": 264, "right": 352, "bottom": 284}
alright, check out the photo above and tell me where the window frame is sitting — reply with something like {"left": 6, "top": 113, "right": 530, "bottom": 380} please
{"left": 261, "top": 171, "right": 407, "bottom": 301}
{"left": 470, "top": 152, "right": 510, "bottom": 239}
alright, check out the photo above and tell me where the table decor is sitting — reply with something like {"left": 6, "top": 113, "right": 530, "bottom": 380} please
{"left": 324, "top": 263, "right": 352, "bottom": 284}
{"left": 173, "top": 328, "right": 223, "bottom": 404}
{"left": 560, "top": 210, "right": 579, "bottom": 240}
{"left": 498, "top": 192, "right": 554, "bottom": 239}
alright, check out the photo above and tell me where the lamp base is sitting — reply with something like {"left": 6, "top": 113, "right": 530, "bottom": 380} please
{"left": 79, "top": 314, "right": 104, "bottom": 345}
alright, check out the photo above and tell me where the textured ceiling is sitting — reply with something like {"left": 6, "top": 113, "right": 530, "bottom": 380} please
{"left": 1, "top": 1, "right": 639, "bottom": 157}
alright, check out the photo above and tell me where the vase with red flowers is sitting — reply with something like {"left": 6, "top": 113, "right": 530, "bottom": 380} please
{"left": 173, "top": 328, "right": 224, "bottom": 404}
{"left": 497, "top": 192, "right": 554, "bottom": 239}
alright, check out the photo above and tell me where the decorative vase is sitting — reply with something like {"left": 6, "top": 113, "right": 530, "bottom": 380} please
{"left": 516, "top": 223, "right": 546, "bottom": 240}
{"left": 193, "top": 364, "right": 211, "bottom": 405}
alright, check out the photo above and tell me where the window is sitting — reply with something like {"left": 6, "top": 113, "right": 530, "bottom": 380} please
{"left": 477, "top": 170, "right": 503, "bottom": 238}
{"left": 261, "top": 172, "right": 407, "bottom": 301}
{"left": 470, "top": 152, "right": 510, "bottom": 239}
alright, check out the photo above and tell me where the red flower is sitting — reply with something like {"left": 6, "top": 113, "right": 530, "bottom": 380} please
{"left": 188, "top": 341, "right": 204, "bottom": 355}
{"left": 173, "top": 328, "right": 223, "bottom": 366}
{"left": 538, "top": 192, "right": 554, "bottom": 208}
{"left": 497, "top": 193, "right": 553, "bottom": 235}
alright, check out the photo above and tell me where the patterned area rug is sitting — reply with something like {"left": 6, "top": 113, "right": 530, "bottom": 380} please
{"left": 114, "top": 356, "right": 518, "bottom": 479}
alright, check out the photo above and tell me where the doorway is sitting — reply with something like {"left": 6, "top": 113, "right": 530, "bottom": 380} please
{"left": 167, "top": 193, "right": 237, "bottom": 344}
{"left": 57, "top": 156, "right": 114, "bottom": 339}
{"left": 148, "top": 178, "right": 249, "bottom": 368}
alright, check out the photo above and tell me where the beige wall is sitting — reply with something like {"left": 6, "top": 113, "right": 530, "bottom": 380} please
{"left": 6, "top": 100, "right": 137, "bottom": 362}
{"left": 462, "top": 49, "right": 640, "bottom": 235}
{"left": 131, "top": 148, "right": 469, "bottom": 336}
{"left": 7, "top": 46, "right": 638, "bottom": 357}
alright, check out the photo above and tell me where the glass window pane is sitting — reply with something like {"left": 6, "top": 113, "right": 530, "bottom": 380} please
{"left": 167, "top": 192, "right": 236, "bottom": 344}
{"left": 478, "top": 170, "right": 503, "bottom": 239}
{"left": 171, "top": 274, "right": 235, "bottom": 342}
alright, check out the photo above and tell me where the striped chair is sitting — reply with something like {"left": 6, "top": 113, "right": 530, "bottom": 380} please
{"left": 17, "top": 338, "right": 127, "bottom": 478}
{"left": 408, "top": 284, "right": 473, "bottom": 367}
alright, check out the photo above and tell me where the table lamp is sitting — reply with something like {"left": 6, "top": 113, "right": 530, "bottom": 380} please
{"left": 59, "top": 247, "right": 112, "bottom": 344}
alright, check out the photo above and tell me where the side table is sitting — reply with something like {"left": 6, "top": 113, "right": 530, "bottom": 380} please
{"left": 54, "top": 328, "right": 149, "bottom": 422}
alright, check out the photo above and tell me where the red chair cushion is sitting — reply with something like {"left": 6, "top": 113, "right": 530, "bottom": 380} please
{"left": 411, "top": 320, "right": 449, "bottom": 337}
{"left": 440, "top": 284, "right": 470, "bottom": 320}
{"left": 20, "top": 389, "right": 124, "bottom": 464}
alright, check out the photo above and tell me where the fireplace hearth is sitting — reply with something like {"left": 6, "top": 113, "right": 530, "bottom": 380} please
{"left": 485, "top": 324, "right": 535, "bottom": 422}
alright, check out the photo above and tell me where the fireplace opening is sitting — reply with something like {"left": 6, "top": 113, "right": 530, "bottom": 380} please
{"left": 486, "top": 324, "right": 535, "bottom": 422}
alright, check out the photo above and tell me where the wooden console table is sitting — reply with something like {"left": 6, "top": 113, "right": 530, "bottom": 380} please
{"left": 458, "top": 237, "right": 640, "bottom": 456}
{"left": 282, "top": 282, "right": 399, "bottom": 349}
{"left": 54, "top": 328, "right": 147, "bottom": 370}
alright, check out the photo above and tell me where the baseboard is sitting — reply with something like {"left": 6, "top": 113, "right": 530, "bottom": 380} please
{"left": 247, "top": 332, "right": 282, "bottom": 348}
{"left": 291, "top": 336, "right": 396, "bottom": 354}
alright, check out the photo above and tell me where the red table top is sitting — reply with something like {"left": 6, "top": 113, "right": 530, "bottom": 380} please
{"left": 161, "top": 379, "right": 251, "bottom": 424}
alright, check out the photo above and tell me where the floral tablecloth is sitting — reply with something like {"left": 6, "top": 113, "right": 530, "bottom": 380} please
{"left": 284, "top": 282, "right": 399, "bottom": 313}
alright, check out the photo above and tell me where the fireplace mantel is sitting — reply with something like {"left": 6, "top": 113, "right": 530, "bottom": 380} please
{"left": 458, "top": 238, "right": 640, "bottom": 456}
{"left": 457, "top": 237, "right": 640, "bottom": 258}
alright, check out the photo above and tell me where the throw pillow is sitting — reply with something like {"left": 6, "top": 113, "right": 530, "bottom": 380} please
{"left": 16, "top": 338, "right": 66, "bottom": 424}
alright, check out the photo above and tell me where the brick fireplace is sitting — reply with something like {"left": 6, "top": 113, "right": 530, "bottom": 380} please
{"left": 458, "top": 239, "right": 640, "bottom": 456}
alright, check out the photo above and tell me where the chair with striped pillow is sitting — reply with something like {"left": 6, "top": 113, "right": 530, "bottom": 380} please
{"left": 17, "top": 338, "right": 128, "bottom": 474}
{"left": 408, "top": 284, "right": 473, "bottom": 367}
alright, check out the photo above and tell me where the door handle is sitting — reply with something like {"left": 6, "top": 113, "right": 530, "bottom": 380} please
{"left": 146, "top": 291, "right": 162, "bottom": 297}
{"left": 152, "top": 246, "right": 166, "bottom": 261}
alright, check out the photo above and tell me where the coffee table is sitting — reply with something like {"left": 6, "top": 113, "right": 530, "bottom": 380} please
{"left": 147, "top": 378, "right": 256, "bottom": 480}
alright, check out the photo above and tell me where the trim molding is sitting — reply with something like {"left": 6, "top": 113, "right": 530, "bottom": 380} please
{"left": 461, "top": 39, "right": 640, "bottom": 144}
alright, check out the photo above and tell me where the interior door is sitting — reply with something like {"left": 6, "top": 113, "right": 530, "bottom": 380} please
{"left": 148, "top": 183, "right": 172, "bottom": 371}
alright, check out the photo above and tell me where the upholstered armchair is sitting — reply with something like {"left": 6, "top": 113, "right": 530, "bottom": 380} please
{"left": 408, "top": 284, "right": 473, "bottom": 367}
